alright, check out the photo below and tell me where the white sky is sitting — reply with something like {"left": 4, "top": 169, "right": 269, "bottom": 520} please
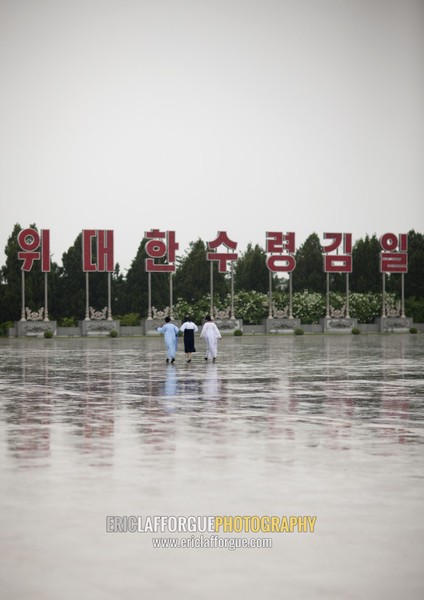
{"left": 1, "top": 0, "right": 423, "bottom": 273}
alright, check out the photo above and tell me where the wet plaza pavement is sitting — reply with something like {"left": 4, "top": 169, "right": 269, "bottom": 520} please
{"left": 0, "top": 333, "right": 423, "bottom": 599}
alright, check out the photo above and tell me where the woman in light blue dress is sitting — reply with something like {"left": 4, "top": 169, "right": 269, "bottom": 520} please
{"left": 157, "top": 317, "right": 179, "bottom": 363}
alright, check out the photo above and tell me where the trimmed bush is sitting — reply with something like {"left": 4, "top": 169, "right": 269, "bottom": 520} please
{"left": 405, "top": 298, "right": 424, "bottom": 323}
{"left": 234, "top": 329, "right": 243, "bottom": 336}
{"left": 409, "top": 327, "right": 418, "bottom": 334}
{"left": 44, "top": 330, "right": 53, "bottom": 338}
{"left": 351, "top": 327, "right": 361, "bottom": 335}
{"left": 174, "top": 295, "right": 219, "bottom": 325}
{"left": 0, "top": 321, "right": 13, "bottom": 337}
{"left": 292, "top": 292, "right": 325, "bottom": 324}
{"left": 58, "top": 316, "right": 77, "bottom": 327}
{"left": 109, "top": 330, "right": 118, "bottom": 337}
{"left": 294, "top": 328, "right": 304, "bottom": 335}
{"left": 233, "top": 290, "right": 268, "bottom": 325}
{"left": 115, "top": 312, "right": 140, "bottom": 326}
{"left": 349, "top": 293, "right": 384, "bottom": 324}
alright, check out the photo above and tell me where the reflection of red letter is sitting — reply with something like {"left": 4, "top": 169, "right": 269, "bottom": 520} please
{"left": 82, "top": 230, "right": 96, "bottom": 272}
{"left": 97, "top": 230, "right": 114, "bottom": 272}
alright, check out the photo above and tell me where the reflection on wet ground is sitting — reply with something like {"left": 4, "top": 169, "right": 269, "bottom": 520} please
{"left": 0, "top": 335, "right": 423, "bottom": 599}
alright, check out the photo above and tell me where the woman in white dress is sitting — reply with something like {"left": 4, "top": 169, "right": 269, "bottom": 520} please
{"left": 200, "top": 315, "right": 222, "bottom": 362}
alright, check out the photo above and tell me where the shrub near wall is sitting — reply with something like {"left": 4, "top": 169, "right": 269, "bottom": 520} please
{"left": 292, "top": 292, "right": 325, "bottom": 324}
{"left": 116, "top": 312, "right": 140, "bottom": 326}
{"left": 174, "top": 296, "right": 217, "bottom": 324}
{"left": 327, "top": 292, "right": 400, "bottom": 324}
{"left": 348, "top": 293, "right": 384, "bottom": 323}
{"left": 57, "top": 316, "right": 78, "bottom": 327}
{"left": 0, "top": 321, "right": 13, "bottom": 336}
{"left": 233, "top": 291, "right": 268, "bottom": 324}
{"left": 405, "top": 297, "right": 424, "bottom": 323}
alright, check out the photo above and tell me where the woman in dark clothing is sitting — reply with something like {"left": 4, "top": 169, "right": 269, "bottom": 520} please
{"left": 179, "top": 316, "right": 198, "bottom": 362}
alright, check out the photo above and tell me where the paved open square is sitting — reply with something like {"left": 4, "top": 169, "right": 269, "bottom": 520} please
{"left": 0, "top": 334, "right": 423, "bottom": 599}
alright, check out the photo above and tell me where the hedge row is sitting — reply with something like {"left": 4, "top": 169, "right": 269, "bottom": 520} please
{"left": 1, "top": 292, "right": 423, "bottom": 334}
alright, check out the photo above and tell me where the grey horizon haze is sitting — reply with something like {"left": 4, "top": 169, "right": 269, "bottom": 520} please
{"left": 0, "top": 0, "right": 423, "bottom": 272}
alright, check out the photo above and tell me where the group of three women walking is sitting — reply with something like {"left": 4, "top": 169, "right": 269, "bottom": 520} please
{"left": 157, "top": 316, "right": 221, "bottom": 364}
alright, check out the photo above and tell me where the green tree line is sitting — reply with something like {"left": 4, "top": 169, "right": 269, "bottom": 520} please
{"left": 1, "top": 225, "right": 423, "bottom": 324}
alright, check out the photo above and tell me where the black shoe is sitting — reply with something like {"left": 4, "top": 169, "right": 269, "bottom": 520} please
{"left": 204, "top": 357, "right": 208, "bottom": 361}
{"left": 212, "top": 357, "right": 216, "bottom": 363}
{"left": 171, "top": 358, "right": 175, "bottom": 363}
{"left": 166, "top": 359, "right": 169, "bottom": 363}
{"left": 187, "top": 359, "right": 191, "bottom": 363}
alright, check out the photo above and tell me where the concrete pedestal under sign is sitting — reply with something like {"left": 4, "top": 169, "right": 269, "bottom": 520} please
{"left": 264, "top": 317, "right": 301, "bottom": 333}
{"left": 213, "top": 318, "right": 242, "bottom": 334}
{"left": 375, "top": 316, "right": 413, "bottom": 333}
{"left": 142, "top": 319, "right": 182, "bottom": 335}
{"left": 320, "top": 317, "right": 358, "bottom": 332}
{"left": 79, "top": 320, "right": 120, "bottom": 336}
{"left": 15, "top": 320, "right": 57, "bottom": 337}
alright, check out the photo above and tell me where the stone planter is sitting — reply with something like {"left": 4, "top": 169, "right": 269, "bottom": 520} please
{"left": 320, "top": 317, "right": 358, "bottom": 333}
{"left": 375, "top": 316, "right": 413, "bottom": 333}
{"left": 15, "top": 320, "right": 57, "bottom": 337}
{"left": 79, "top": 320, "right": 120, "bottom": 336}
{"left": 264, "top": 317, "right": 301, "bottom": 333}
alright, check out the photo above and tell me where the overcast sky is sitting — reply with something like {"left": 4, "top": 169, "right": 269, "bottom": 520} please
{"left": 1, "top": 0, "right": 423, "bottom": 273}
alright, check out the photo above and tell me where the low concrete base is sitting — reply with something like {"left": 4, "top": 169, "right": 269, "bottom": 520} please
{"left": 375, "top": 316, "right": 413, "bottom": 333}
{"left": 15, "top": 320, "right": 57, "bottom": 337}
{"left": 57, "top": 327, "right": 81, "bottom": 337}
{"left": 264, "top": 317, "right": 301, "bottom": 333}
{"left": 79, "top": 320, "right": 120, "bottom": 336}
{"left": 320, "top": 317, "right": 358, "bottom": 333}
{"left": 213, "top": 318, "right": 243, "bottom": 334}
{"left": 142, "top": 319, "right": 181, "bottom": 335}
